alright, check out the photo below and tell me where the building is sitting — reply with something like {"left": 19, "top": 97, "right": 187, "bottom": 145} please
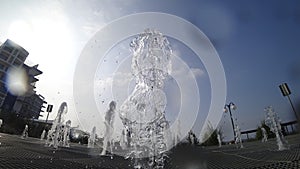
{"left": 13, "top": 64, "right": 46, "bottom": 119}
{"left": 13, "top": 93, "right": 46, "bottom": 119}
{"left": 0, "top": 39, "right": 28, "bottom": 106}
{"left": 0, "top": 39, "right": 46, "bottom": 120}
{"left": 1, "top": 64, "right": 46, "bottom": 119}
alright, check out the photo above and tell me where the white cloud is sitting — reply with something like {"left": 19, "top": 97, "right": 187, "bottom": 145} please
{"left": 95, "top": 72, "right": 133, "bottom": 89}
{"left": 191, "top": 68, "right": 205, "bottom": 78}
{"left": 82, "top": 22, "right": 105, "bottom": 37}
{"left": 171, "top": 65, "right": 205, "bottom": 80}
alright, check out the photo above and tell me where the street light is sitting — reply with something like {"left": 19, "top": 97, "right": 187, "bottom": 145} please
{"left": 224, "top": 102, "right": 237, "bottom": 139}
{"left": 279, "top": 83, "right": 299, "bottom": 121}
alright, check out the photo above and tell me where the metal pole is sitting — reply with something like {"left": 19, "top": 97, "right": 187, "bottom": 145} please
{"left": 287, "top": 95, "right": 299, "bottom": 121}
{"left": 45, "top": 111, "right": 50, "bottom": 123}
{"left": 228, "top": 107, "right": 236, "bottom": 139}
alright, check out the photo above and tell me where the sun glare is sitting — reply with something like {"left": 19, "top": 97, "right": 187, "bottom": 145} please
{"left": 8, "top": 17, "right": 73, "bottom": 65}
{"left": 8, "top": 20, "right": 33, "bottom": 50}
{"left": 6, "top": 15, "right": 75, "bottom": 121}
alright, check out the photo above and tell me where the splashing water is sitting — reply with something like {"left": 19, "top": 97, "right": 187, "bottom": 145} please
{"left": 63, "top": 120, "right": 71, "bottom": 147}
{"left": 40, "top": 129, "right": 46, "bottom": 140}
{"left": 0, "top": 119, "right": 2, "bottom": 139}
{"left": 21, "top": 125, "right": 29, "bottom": 139}
{"left": 119, "top": 29, "right": 172, "bottom": 169}
{"left": 88, "top": 126, "right": 96, "bottom": 148}
{"left": 265, "top": 106, "right": 288, "bottom": 150}
{"left": 261, "top": 127, "right": 268, "bottom": 142}
{"left": 217, "top": 132, "right": 222, "bottom": 148}
{"left": 234, "top": 119, "right": 243, "bottom": 149}
{"left": 101, "top": 101, "right": 116, "bottom": 156}
{"left": 173, "top": 120, "right": 181, "bottom": 147}
{"left": 46, "top": 102, "right": 68, "bottom": 148}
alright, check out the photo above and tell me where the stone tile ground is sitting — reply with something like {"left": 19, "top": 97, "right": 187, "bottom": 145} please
{"left": 0, "top": 133, "right": 299, "bottom": 169}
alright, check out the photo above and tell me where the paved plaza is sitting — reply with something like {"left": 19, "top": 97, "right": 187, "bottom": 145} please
{"left": 0, "top": 133, "right": 299, "bottom": 169}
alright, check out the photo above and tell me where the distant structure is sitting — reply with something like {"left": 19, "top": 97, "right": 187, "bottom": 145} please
{"left": 0, "top": 39, "right": 46, "bottom": 120}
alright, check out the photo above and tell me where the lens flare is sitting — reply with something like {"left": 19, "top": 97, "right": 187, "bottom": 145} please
{"left": 6, "top": 67, "right": 28, "bottom": 96}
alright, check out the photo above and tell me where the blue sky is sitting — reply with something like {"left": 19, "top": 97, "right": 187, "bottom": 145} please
{"left": 0, "top": 0, "right": 299, "bottom": 141}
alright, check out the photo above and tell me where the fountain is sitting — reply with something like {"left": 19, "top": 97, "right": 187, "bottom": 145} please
{"left": 217, "top": 132, "right": 222, "bottom": 148}
{"left": 164, "top": 122, "right": 172, "bottom": 150}
{"left": 62, "top": 120, "right": 71, "bottom": 147}
{"left": 119, "top": 29, "right": 172, "bottom": 169}
{"left": 40, "top": 129, "right": 46, "bottom": 140}
{"left": 0, "top": 119, "right": 2, "bottom": 138}
{"left": 46, "top": 102, "right": 68, "bottom": 148}
{"left": 101, "top": 101, "right": 116, "bottom": 156}
{"left": 21, "top": 124, "right": 29, "bottom": 139}
{"left": 88, "top": 126, "right": 96, "bottom": 148}
{"left": 234, "top": 120, "right": 243, "bottom": 149}
{"left": 0, "top": 119, "right": 2, "bottom": 140}
{"left": 120, "top": 127, "right": 128, "bottom": 150}
{"left": 261, "top": 127, "right": 268, "bottom": 142}
{"left": 264, "top": 106, "right": 287, "bottom": 150}
{"left": 173, "top": 120, "right": 181, "bottom": 147}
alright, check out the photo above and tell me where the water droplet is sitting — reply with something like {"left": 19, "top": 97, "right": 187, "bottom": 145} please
{"left": 119, "top": 29, "right": 171, "bottom": 167}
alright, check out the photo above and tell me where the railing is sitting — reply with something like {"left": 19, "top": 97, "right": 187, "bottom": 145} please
{"left": 241, "top": 120, "right": 299, "bottom": 140}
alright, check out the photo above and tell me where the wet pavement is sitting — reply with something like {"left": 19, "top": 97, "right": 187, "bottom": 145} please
{"left": 0, "top": 133, "right": 299, "bottom": 169}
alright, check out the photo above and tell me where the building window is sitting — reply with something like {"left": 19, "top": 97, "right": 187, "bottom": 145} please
{"left": 8, "top": 56, "right": 15, "bottom": 63}
{"left": 13, "top": 60, "right": 21, "bottom": 66}
{"left": 13, "top": 49, "right": 18, "bottom": 55}
{"left": 3, "top": 46, "right": 13, "bottom": 53}
{"left": 0, "top": 63, "right": 5, "bottom": 70}
{"left": 0, "top": 52, "right": 9, "bottom": 61}
{"left": 0, "top": 85, "right": 6, "bottom": 94}
{"left": 18, "top": 53, "right": 26, "bottom": 62}
{"left": 0, "top": 73, "right": 5, "bottom": 81}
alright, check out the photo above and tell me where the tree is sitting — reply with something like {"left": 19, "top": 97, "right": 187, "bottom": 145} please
{"left": 201, "top": 122, "right": 222, "bottom": 146}
{"left": 256, "top": 121, "right": 274, "bottom": 140}
{"left": 187, "top": 130, "right": 199, "bottom": 145}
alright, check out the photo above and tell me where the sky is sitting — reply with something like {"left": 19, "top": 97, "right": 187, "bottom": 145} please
{"left": 0, "top": 0, "right": 299, "bottom": 141}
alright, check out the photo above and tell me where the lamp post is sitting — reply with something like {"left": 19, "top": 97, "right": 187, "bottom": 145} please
{"left": 279, "top": 83, "right": 299, "bottom": 121}
{"left": 224, "top": 102, "right": 237, "bottom": 139}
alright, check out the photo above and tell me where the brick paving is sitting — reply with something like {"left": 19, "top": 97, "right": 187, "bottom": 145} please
{"left": 0, "top": 133, "right": 299, "bottom": 168}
